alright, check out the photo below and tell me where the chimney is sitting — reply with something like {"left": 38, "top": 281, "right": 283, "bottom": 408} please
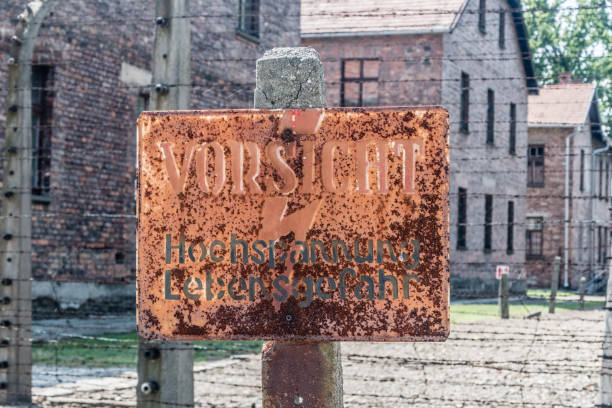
{"left": 558, "top": 72, "right": 572, "bottom": 84}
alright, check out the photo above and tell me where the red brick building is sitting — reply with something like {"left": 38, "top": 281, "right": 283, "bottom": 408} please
{"left": 526, "top": 79, "right": 609, "bottom": 288}
{"left": 0, "top": 0, "right": 300, "bottom": 313}
{"left": 302, "top": 0, "right": 538, "bottom": 296}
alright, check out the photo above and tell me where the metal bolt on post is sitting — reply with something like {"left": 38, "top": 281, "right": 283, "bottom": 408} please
{"left": 255, "top": 47, "right": 344, "bottom": 408}
{"left": 499, "top": 274, "right": 509, "bottom": 319}
{"left": 549, "top": 256, "right": 560, "bottom": 314}
{"left": 579, "top": 276, "right": 586, "bottom": 311}
{"left": 137, "top": 0, "right": 194, "bottom": 407}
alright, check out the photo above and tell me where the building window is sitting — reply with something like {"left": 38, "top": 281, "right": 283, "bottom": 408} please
{"left": 237, "top": 0, "right": 259, "bottom": 40}
{"left": 115, "top": 252, "right": 125, "bottom": 265}
{"left": 506, "top": 201, "right": 514, "bottom": 254}
{"left": 606, "top": 227, "right": 609, "bottom": 262}
{"left": 486, "top": 89, "right": 495, "bottom": 145}
{"left": 498, "top": 10, "right": 505, "bottom": 48}
{"left": 526, "top": 217, "right": 543, "bottom": 258}
{"left": 578, "top": 223, "right": 583, "bottom": 261}
{"left": 340, "top": 58, "right": 379, "bottom": 107}
{"left": 32, "top": 65, "right": 53, "bottom": 198}
{"left": 506, "top": 201, "right": 514, "bottom": 255}
{"left": 484, "top": 194, "right": 493, "bottom": 252}
{"left": 607, "top": 162, "right": 610, "bottom": 200}
{"left": 479, "top": 0, "right": 486, "bottom": 33}
{"left": 598, "top": 226, "right": 603, "bottom": 264}
{"left": 460, "top": 72, "right": 470, "bottom": 133}
{"left": 580, "top": 149, "right": 585, "bottom": 192}
{"left": 457, "top": 188, "right": 467, "bottom": 250}
{"left": 600, "top": 158, "right": 603, "bottom": 199}
{"left": 528, "top": 145, "right": 545, "bottom": 187}
{"left": 509, "top": 103, "right": 516, "bottom": 155}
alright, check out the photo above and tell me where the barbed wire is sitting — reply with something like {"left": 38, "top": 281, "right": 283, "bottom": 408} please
{"left": 0, "top": 3, "right": 611, "bottom": 408}
{"left": 14, "top": 3, "right": 609, "bottom": 28}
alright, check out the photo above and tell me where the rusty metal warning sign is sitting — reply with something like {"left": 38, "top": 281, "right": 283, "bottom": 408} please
{"left": 137, "top": 107, "right": 449, "bottom": 341}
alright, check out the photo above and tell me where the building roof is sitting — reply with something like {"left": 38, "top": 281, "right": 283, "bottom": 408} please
{"left": 301, "top": 0, "right": 538, "bottom": 93}
{"left": 301, "top": 0, "right": 467, "bottom": 36}
{"left": 528, "top": 83, "right": 596, "bottom": 126}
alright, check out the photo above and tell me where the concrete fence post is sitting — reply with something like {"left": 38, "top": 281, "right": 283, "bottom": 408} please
{"left": 499, "top": 274, "right": 509, "bottom": 319}
{"left": 549, "top": 256, "right": 560, "bottom": 314}
{"left": 579, "top": 276, "right": 586, "bottom": 311}
{"left": 137, "top": 0, "right": 194, "bottom": 406}
{"left": 599, "top": 259, "right": 612, "bottom": 406}
{"left": 254, "top": 47, "right": 344, "bottom": 408}
{"left": 0, "top": 1, "right": 57, "bottom": 404}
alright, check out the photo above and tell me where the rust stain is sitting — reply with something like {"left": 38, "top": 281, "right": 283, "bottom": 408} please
{"left": 137, "top": 107, "right": 450, "bottom": 341}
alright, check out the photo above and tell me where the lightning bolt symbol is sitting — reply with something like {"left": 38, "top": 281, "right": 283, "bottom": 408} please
{"left": 259, "top": 197, "right": 322, "bottom": 243}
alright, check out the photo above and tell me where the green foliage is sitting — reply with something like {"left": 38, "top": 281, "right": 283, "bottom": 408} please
{"left": 523, "top": 0, "right": 612, "bottom": 132}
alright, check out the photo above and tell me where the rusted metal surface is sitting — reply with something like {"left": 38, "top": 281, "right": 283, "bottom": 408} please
{"left": 137, "top": 107, "right": 450, "bottom": 341}
{"left": 262, "top": 341, "right": 342, "bottom": 408}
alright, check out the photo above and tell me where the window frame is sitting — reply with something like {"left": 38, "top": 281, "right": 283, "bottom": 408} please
{"left": 31, "top": 65, "right": 54, "bottom": 202}
{"left": 598, "top": 225, "right": 603, "bottom": 264}
{"left": 457, "top": 187, "right": 468, "bottom": 250}
{"left": 526, "top": 217, "right": 544, "bottom": 258}
{"left": 460, "top": 72, "right": 470, "bottom": 134}
{"left": 498, "top": 9, "right": 505, "bottom": 48}
{"left": 484, "top": 194, "right": 493, "bottom": 252}
{"left": 506, "top": 201, "right": 514, "bottom": 254}
{"left": 600, "top": 158, "right": 604, "bottom": 199}
{"left": 486, "top": 89, "right": 495, "bottom": 145}
{"left": 479, "top": 0, "right": 486, "bottom": 33}
{"left": 509, "top": 103, "right": 516, "bottom": 155}
{"left": 606, "top": 162, "right": 610, "bottom": 201}
{"left": 527, "top": 144, "right": 545, "bottom": 187}
{"left": 606, "top": 227, "right": 609, "bottom": 262}
{"left": 237, "top": 0, "right": 260, "bottom": 42}
{"left": 580, "top": 149, "right": 585, "bottom": 192}
{"left": 340, "top": 58, "right": 379, "bottom": 107}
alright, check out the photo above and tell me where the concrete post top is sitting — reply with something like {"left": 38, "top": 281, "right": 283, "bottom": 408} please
{"left": 258, "top": 47, "right": 321, "bottom": 61}
{"left": 254, "top": 47, "right": 326, "bottom": 109}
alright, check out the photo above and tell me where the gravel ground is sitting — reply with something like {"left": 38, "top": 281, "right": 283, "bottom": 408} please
{"left": 32, "top": 309, "right": 604, "bottom": 407}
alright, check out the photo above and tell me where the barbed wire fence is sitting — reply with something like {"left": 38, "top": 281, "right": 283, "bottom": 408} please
{"left": 0, "top": 0, "right": 611, "bottom": 406}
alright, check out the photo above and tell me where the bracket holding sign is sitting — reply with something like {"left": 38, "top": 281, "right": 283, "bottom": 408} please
{"left": 137, "top": 107, "right": 449, "bottom": 342}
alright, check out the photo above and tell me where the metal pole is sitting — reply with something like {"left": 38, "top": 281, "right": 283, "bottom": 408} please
{"left": 137, "top": 1, "right": 194, "bottom": 406}
{"left": 499, "top": 274, "right": 509, "bottom": 319}
{"left": 599, "top": 258, "right": 612, "bottom": 406}
{"left": 591, "top": 144, "right": 609, "bottom": 279}
{"left": 549, "top": 256, "right": 560, "bottom": 314}
{"left": 579, "top": 276, "right": 586, "bottom": 310}
{"left": 255, "top": 48, "right": 344, "bottom": 408}
{"left": 563, "top": 128, "right": 577, "bottom": 288}
{"left": 0, "top": 1, "right": 57, "bottom": 404}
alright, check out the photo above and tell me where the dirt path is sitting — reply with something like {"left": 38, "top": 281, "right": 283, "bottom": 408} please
{"left": 33, "top": 309, "right": 603, "bottom": 407}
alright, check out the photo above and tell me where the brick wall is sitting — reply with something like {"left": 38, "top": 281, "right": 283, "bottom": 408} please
{"left": 440, "top": 0, "right": 529, "bottom": 295}
{"left": 525, "top": 127, "right": 571, "bottom": 286}
{"left": 527, "top": 122, "right": 612, "bottom": 287}
{"left": 303, "top": 0, "right": 530, "bottom": 296}
{"left": 302, "top": 34, "right": 443, "bottom": 107}
{"left": 0, "top": 0, "right": 300, "bottom": 284}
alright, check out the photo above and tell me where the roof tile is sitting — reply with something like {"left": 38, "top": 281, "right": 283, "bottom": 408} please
{"left": 301, "top": 0, "right": 468, "bottom": 36}
{"left": 528, "top": 83, "right": 596, "bottom": 126}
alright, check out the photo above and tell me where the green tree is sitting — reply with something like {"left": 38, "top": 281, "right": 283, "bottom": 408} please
{"left": 524, "top": 0, "right": 611, "bottom": 133}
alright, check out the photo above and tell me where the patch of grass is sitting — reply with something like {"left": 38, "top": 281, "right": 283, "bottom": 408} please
{"left": 526, "top": 288, "right": 576, "bottom": 299}
{"left": 33, "top": 333, "right": 262, "bottom": 367}
{"left": 450, "top": 299, "right": 604, "bottom": 324}
{"left": 34, "top": 295, "right": 605, "bottom": 367}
